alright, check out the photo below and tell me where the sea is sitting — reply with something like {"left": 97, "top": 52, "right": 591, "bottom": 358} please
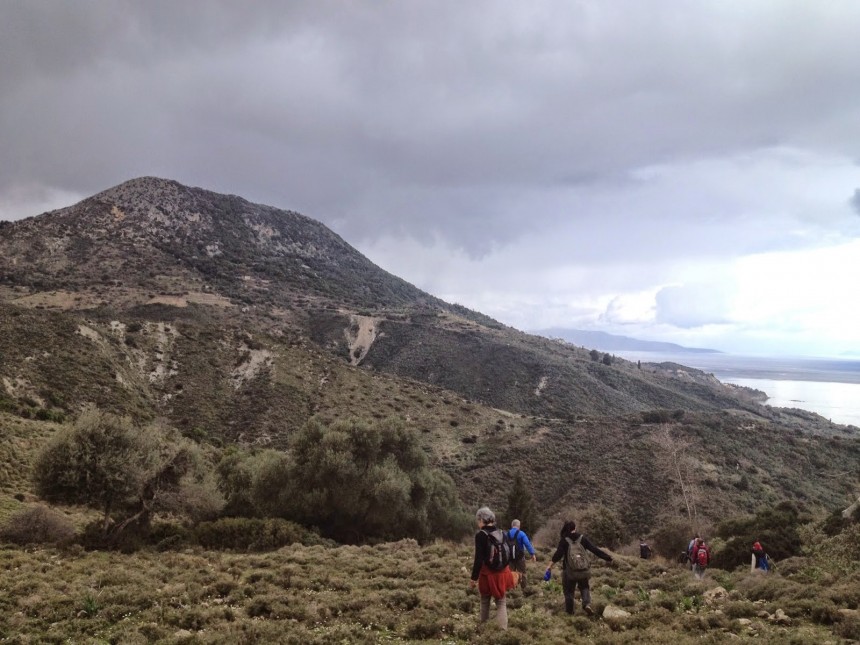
{"left": 614, "top": 352, "right": 860, "bottom": 428}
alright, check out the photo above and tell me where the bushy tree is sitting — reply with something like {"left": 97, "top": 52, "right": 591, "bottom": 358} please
{"left": 712, "top": 502, "right": 809, "bottom": 569}
{"left": 216, "top": 448, "right": 290, "bottom": 518}
{"left": 33, "top": 408, "right": 141, "bottom": 531}
{"left": 579, "top": 506, "right": 626, "bottom": 550}
{"left": 504, "top": 472, "right": 537, "bottom": 534}
{"left": 260, "top": 417, "right": 470, "bottom": 543}
{"left": 649, "top": 515, "right": 696, "bottom": 559}
{"left": 33, "top": 407, "right": 223, "bottom": 541}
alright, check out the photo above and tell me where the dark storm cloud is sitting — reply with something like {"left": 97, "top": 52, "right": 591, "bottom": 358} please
{"left": 2, "top": 1, "right": 860, "bottom": 257}
{"left": 0, "top": 1, "right": 305, "bottom": 88}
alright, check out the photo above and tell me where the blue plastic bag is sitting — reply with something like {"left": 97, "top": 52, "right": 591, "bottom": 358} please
{"left": 543, "top": 569, "right": 552, "bottom": 582}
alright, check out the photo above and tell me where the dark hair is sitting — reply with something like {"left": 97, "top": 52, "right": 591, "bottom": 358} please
{"left": 560, "top": 520, "right": 576, "bottom": 537}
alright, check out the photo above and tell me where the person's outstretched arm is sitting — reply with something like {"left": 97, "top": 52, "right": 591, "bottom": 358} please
{"left": 522, "top": 532, "right": 537, "bottom": 559}
{"left": 581, "top": 535, "right": 613, "bottom": 562}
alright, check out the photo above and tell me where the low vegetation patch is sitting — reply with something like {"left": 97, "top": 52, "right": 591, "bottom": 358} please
{"left": 0, "top": 538, "right": 856, "bottom": 644}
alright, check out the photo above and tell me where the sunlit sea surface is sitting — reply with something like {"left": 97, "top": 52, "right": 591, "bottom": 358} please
{"left": 615, "top": 352, "right": 860, "bottom": 428}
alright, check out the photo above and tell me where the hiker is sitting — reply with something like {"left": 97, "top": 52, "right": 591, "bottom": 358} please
{"left": 692, "top": 538, "right": 711, "bottom": 580}
{"left": 470, "top": 507, "right": 516, "bottom": 630}
{"left": 686, "top": 533, "right": 700, "bottom": 569}
{"left": 508, "top": 519, "right": 537, "bottom": 591}
{"left": 752, "top": 540, "right": 770, "bottom": 572}
{"left": 545, "top": 520, "right": 613, "bottom": 615}
{"left": 639, "top": 539, "right": 652, "bottom": 559}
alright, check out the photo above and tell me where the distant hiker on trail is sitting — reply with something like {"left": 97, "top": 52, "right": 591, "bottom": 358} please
{"left": 686, "top": 533, "right": 700, "bottom": 569}
{"left": 545, "top": 520, "right": 613, "bottom": 615}
{"left": 692, "top": 538, "right": 711, "bottom": 580}
{"left": 470, "top": 507, "right": 517, "bottom": 630}
{"left": 639, "top": 539, "right": 652, "bottom": 559}
{"left": 508, "top": 519, "right": 537, "bottom": 591}
{"left": 752, "top": 540, "right": 770, "bottom": 572}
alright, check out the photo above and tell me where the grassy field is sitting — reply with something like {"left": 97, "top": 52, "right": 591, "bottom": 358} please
{"left": 1, "top": 537, "right": 858, "bottom": 644}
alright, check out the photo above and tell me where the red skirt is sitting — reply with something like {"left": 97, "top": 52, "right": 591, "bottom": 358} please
{"left": 478, "top": 564, "right": 516, "bottom": 599}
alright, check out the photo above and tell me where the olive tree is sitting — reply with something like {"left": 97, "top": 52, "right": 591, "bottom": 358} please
{"left": 33, "top": 407, "right": 223, "bottom": 540}
{"left": 255, "top": 417, "right": 470, "bottom": 543}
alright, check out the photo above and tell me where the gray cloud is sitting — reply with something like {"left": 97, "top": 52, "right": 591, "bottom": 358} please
{"left": 3, "top": 2, "right": 860, "bottom": 353}
{"left": 4, "top": 2, "right": 860, "bottom": 246}
{"left": 851, "top": 189, "right": 860, "bottom": 215}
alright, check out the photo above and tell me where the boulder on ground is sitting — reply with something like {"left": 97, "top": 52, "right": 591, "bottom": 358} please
{"left": 767, "top": 608, "right": 791, "bottom": 626}
{"left": 602, "top": 603, "right": 632, "bottom": 625}
{"left": 703, "top": 586, "right": 728, "bottom": 604}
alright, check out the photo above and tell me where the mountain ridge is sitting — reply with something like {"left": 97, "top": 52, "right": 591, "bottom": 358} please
{"left": 1, "top": 177, "right": 857, "bottom": 535}
{"left": 534, "top": 327, "right": 720, "bottom": 354}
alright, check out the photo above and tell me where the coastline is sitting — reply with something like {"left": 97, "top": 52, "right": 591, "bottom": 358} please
{"left": 617, "top": 351, "right": 860, "bottom": 428}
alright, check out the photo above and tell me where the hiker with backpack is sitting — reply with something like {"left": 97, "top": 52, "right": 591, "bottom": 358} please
{"left": 752, "top": 540, "right": 770, "bottom": 572}
{"left": 508, "top": 519, "right": 537, "bottom": 591}
{"left": 639, "top": 538, "right": 652, "bottom": 559}
{"left": 686, "top": 533, "right": 700, "bottom": 569}
{"left": 692, "top": 538, "right": 711, "bottom": 580}
{"left": 469, "top": 507, "right": 517, "bottom": 629}
{"left": 544, "top": 520, "right": 613, "bottom": 616}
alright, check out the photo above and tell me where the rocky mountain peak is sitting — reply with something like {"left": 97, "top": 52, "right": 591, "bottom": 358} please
{"left": 0, "top": 177, "right": 436, "bottom": 312}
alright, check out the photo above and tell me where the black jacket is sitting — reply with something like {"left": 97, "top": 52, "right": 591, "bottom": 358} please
{"left": 550, "top": 531, "right": 612, "bottom": 568}
{"left": 471, "top": 525, "right": 503, "bottom": 581}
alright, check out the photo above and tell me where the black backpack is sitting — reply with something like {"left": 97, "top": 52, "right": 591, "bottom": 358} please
{"left": 483, "top": 528, "right": 514, "bottom": 571}
{"left": 511, "top": 528, "right": 525, "bottom": 561}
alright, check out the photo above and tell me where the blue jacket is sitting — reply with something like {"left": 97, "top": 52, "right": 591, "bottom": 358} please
{"left": 508, "top": 527, "right": 536, "bottom": 557}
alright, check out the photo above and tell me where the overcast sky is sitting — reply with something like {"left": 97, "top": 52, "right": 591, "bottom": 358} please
{"left": 2, "top": 1, "right": 859, "bottom": 357}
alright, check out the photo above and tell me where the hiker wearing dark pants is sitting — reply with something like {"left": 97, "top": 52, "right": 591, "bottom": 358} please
{"left": 546, "top": 520, "right": 612, "bottom": 615}
{"left": 563, "top": 576, "right": 591, "bottom": 614}
{"left": 508, "top": 519, "right": 537, "bottom": 591}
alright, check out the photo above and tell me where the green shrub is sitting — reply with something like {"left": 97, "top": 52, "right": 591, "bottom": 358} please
{"left": 835, "top": 615, "right": 860, "bottom": 640}
{"left": 0, "top": 504, "right": 75, "bottom": 545}
{"left": 821, "top": 507, "right": 850, "bottom": 536}
{"left": 193, "top": 517, "right": 331, "bottom": 551}
{"left": 34, "top": 408, "right": 66, "bottom": 423}
{"left": 712, "top": 502, "right": 807, "bottom": 568}
{"left": 257, "top": 417, "right": 471, "bottom": 544}
{"left": 800, "top": 522, "right": 860, "bottom": 575}
{"left": 649, "top": 516, "right": 695, "bottom": 560}
{"left": 642, "top": 410, "right": 671, "bottom": 424}
{"left": 579, "top": 506, "right": 626, "bottom": 550}
{"left": 722, "top": 601, "right": 757, "bottom": 619}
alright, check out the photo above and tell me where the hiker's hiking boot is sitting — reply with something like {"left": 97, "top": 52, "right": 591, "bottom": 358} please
{"left": 584, "top": 605, "right": 594, "bottom": 616}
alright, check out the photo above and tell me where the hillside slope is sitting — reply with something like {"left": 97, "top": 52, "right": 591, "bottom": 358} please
{"left": 1, "top": 177, "right": 857, "bottom": 533}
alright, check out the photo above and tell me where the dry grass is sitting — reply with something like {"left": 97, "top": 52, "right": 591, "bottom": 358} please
{"left": 0, "top": 540, "right": 854, "bottom": 644}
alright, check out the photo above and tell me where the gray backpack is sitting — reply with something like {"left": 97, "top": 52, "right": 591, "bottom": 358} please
{"left": 564, "top": 535, "right": 591, "bottom": 581}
